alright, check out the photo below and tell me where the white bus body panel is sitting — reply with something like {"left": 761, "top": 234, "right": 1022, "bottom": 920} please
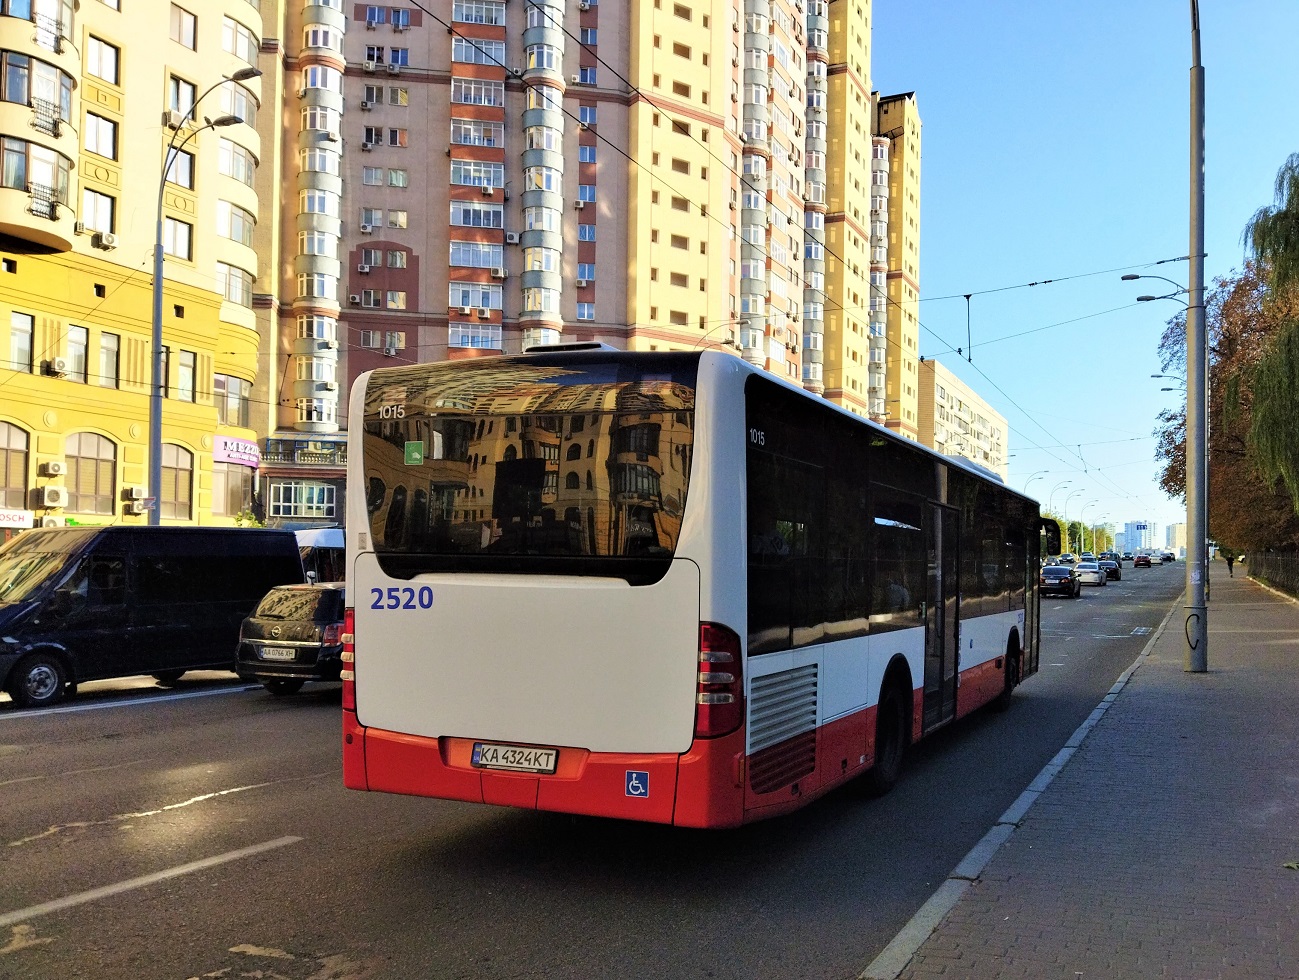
{"left": 352, "top": 553, "right": 702, "bottom": 754}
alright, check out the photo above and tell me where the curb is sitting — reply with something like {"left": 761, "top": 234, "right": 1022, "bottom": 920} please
{"left": 858, "top": 598, "right": 1182, "bottom": 980}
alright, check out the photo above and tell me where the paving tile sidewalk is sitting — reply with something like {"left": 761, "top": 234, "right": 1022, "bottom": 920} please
{"left": 892, "top": 560, "right": 1299, "bottom": 980}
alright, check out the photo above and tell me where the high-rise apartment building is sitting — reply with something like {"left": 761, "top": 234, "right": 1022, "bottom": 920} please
{"left": 1165, "top": 522, "right": 1186, "bottom": 555}
{"left": 260, "top": 0, "right": 923, "bottom": 518}
{"left": 1124, "top": 520, "right": 1157, "bottom": 553}
{"left": 876, "top": 90, "right": 920, "bottom": 439}
{"left": 0, "top": 0, "right": 277, "bottom": 531}
{"left": 916, "top": 359, "right": 1008, "bottom": 479}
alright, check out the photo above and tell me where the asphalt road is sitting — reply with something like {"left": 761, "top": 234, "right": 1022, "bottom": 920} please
{"left": 0, "top": 562, "right": 1186, "bottom": 980}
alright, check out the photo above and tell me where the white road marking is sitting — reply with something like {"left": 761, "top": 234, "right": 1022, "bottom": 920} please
{"left": 0, "top": 685, "right": 259, "bottom": 720}
{"left": 0, "top": 758, "right": 152, "bottom": 789}
{"left": 0, "top": 837, "right": 302, "bottom": 929}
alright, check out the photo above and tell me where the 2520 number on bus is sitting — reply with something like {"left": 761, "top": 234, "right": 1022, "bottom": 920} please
{"left": 370, "top": 586, "right": 434, "bottom": 610}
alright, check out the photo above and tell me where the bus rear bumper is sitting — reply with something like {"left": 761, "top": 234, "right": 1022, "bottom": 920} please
{"left": 343, "top": 712, "right": 747, "bottom": 827}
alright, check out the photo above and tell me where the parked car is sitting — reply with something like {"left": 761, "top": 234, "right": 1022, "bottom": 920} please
{"left": 1075, "top": 561, "right": 1108, "bottom": 586}
{"left": 1134, "top": 554, "right": 1153, "bottom": 568}
{"left": 1040, "top": 564, "right": 1081, "bottom": 598}
{"left": 295, "top": 527, "right": 345, "bottom": 584}
{"left": 0, "top": 527, "right": 305, "bottom": 708}
{"left": 236, "top": 583, "right": 346, "bottom": 695}
{"left": 1099, "top": 559, "right": 1122, "bottom": 580}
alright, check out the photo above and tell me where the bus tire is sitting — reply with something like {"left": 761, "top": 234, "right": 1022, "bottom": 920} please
{"left": 9, "top": 652, "right": 69, "bottom": 709}
{"left": 152, "top": 670, "right": 186, "bottom": 685}
{"left": 991, "top": 638, "right": 1019, "bottom": 713}
{"left": 862, "top": 675, "right": 911, "bottom": 797}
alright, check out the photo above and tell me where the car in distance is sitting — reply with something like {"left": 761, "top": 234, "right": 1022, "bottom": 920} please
{"left": 1099, "top": 559, "right": 1122, "bottom": 581}
{"left": 1122, "top": 552, "right": 1134, "bottom": 562}
{"left": 1040, "top": 564, "right": 1081, "bottom": 598}
{"left": 236, "top": 583, "right": 346, "bottom": 695}
{"left": 1057, "top": 553, "right": 1078, "bottom": 565}
{"left": 1075, "top": 561, "right": 1108, "bottom": 586}
{"left": 1162, "top": 552, "right": 1177, "bottom": 563}
{"left": 1133, "top": 554, "right": 1153, "bottom": 568}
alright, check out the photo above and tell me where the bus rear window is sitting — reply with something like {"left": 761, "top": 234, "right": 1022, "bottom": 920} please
{"left": 361, "top": 355, "right": 697, "bottom": 584}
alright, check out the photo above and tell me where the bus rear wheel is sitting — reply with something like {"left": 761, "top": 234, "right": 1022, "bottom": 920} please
{"left": 862, "top": 679, "right": 910, "bottom": 797}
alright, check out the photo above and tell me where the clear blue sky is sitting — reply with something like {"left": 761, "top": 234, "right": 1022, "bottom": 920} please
{"left": 871, "top": 1, "right": 1299, "bottom": 540}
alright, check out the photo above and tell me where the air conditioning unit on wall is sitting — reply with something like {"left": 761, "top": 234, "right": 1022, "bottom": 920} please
{"left": 41, "top": 485, "right": 69, "bottom": 508}
{"left": 43, "top": 460, "right": 66, "bottom": 476}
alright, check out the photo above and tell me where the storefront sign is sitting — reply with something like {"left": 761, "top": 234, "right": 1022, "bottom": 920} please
{"left": 214, "top": 436, "right": 261, "bottom": 468}
{"left": 0, "top": 509, "right": 35, "bottom": 528}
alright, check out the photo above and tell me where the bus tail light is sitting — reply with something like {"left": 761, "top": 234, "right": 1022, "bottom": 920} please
{"left": 341, "top": 606, "right": 356, "bottom": 711}
{"left": 694, "top": 622, "right": 744, "bottom": 738}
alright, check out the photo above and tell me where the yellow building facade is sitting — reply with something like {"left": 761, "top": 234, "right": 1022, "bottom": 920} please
{"left": 877, "top": 91, "right": 921, "bottom": 440}
{"left": 917, "top": 359, "right": 1008, "bottom": 479}
{"left": 0, "top": 0, "right": 276, "bottom": 530}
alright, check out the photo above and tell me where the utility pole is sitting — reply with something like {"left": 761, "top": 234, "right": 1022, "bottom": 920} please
{"left": 1185, "top": 0, "right": 1208, "bottom": 671}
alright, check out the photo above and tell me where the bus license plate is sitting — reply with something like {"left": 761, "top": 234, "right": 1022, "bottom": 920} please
{"left": 260, "top": 647, "right": 296, "bottom": 661}
{"left": 471, "top": 742, "right": 558, "bottom": 774}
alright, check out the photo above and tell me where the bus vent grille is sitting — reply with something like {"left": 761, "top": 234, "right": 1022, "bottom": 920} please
{"left": 749, "top": 730, "right": 817, "bottom": 795}
{"left": 748, "top": 663, "right": 818, "bottom": 754}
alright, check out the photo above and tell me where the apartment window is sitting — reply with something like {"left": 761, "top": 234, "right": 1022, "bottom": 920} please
{"left": 578, "top": 145, "right": 596, "bottom": 164}
{"left": 81, "top": 189, "right": 115, "bottom": 233}
{"left": 83, "top": 113, "right": 117, "bottom": 160}
{"left": 165, "top": 148, "right": 194, "bottom": 188}
{"left": 449, "top": 241, "right": 503, "bottom": 268}
{"left": 214, "top": 374, "right": 252, "bottom": 427}
{"left": 453, "top": 0, "right": 505, "bottom": 25}
{"left": 358, "top": 330, "right": 381, "bottom": 348}
{"left": 577, "top": 263, "right": 595, "bottom": 281}
{"left": 391, "top": 8, "right": 411, "bottom": 29}
{"left": 579, "top": 66, "right": 597, "bottom": 85}
{"left": 526, "top": 44, "right": 560, "bottom": 70}
{"left": 388, "top": 86, "right": 409, "bottom": 106}
{"left": 360, "top": 207, "right": 382, "bottom": 226}
{"left": 160, "top": 444, "right": 192, "bottom": 519}
{"left": 170, "top": 5, "right": 196, "bottom": 48}
{"left": 451, "top": 118, "right": 504, "bottom": 147}
{"left": 450, "top": 77, "right": 504, "bottom": 107}
{"left": 222, "top": 16, "right": 259, "bottom": 64}
{"left": 450, "top": 201, "right": 503, "bottom": 228}
{"left": 448, "top": 282, "right": 503, "bottom": 309}
{"left": 522, "top": 287, "right": 559, "bottom": 313}
{"left": 65, "top": 431, "right": 117, "bottom": 515}
{"left": 385, "top": 290, "right": 407, "bottom": 310}
{"left": 523, "top": 206, "right": 559, "bottom": 232}
{"left": 304, "top": 26, "right": 340, "bottom": 51}
{"left": 302, "top": 64, "right": 341, "bottom": 92}
{"left": 0, "top": 53, "right": 72, "bottom": 125}
{"left": 220, "top": 81, "right": 256, "bottom": 128}
{"left": 578, "top": 184, "right": 596, "bottom": 203}
{"left": 388, "top": 169, "right": 408, "bottom": 187}
{"left": 92, "top": 331, "right": 118, "bottom": 389}
{"left": 301, "top": 105, "right": 339, "bottom": 132}
{"left": 218, "top": 200, "right": 255, "bottom": 247}
{"left": 360, "top": 289, "right": 381, "bottom": 308}
{"left": 66, "top": 325, "right": 87, "bottom": 382}
{"left": 579, "top": 105, "right": 597, "bottom": 126}
{"left": 362, "top": 166, "right": 383, "bottom": 185}
{"left": 360, "top": 247, "right": 382, "bottom": 266}
{"left": 162, "top": 218, "right": 192, "bottom": 260}
{"left": 0, "top": 421, "right": 28, "bottom": 508}
{"left": 448, "top": 322, "right": 503, "bottom": 349}
{"left": 525, "top": 125, "right": 561, "bottom": 151}
{"left": 451, "top": 37, "right": 504, "bottom": 65}
{"left": 221, "top": 139, "right": 257, "bottom": 184}
{"left": 296, "top": 314, "right": 336, "bottom": 342}
{"left": 293, "top": 399, "right": 338, "bottom": 426}
{"left": 86, "top": 37, "right": 119, "bottom": 85}
{"left": 162, "top": 79, "right": 197, "bottom": 125}
{"left": 387, "top": 209, "right": 407, "bottom": 228}
{"left": 364, "top": 4, "right": 385, "bottom": 23}
{"left": 364, "top": 45, "right": 385, "bottom": 64}
{"left": 217, "top": 263, "right": 254, "bottom": 306}
{"left": 450, "top": 159, "right": 504, "bottom": 188}
{"left": 578, "top": 224, "right": 596, "bottom": 242}
{"left": 524, "top": 166, "right": 561, "bottom": 193}
{"left": 7, "top": 312, "right": 33, "bottom": 373}
{"left": 297, "top": 273, "right": 337, "bottom": 300}
{"left": 526, "top": 85, "right": 560, "bottom": 111}
{"left": 300, "top": 189, "right": 338, "bottom": 215}
{"left": 177, "top": 350, "right": 195, "bottom": 402}
{"left": 387, "top": 250, "right": 406, "bottom": 268}
{"left": 576, "top": 302, "right": 594, "bottom": 321}
{"left": 269, "top": 481, "right": 335, "bottom": 519}
{"left": 212, "top": 462, "right": 253, "bottom": 517}
{"left": 388, "top": 128, "right": 408, "bottom": 147}
{"left": 362, "top": 126, "right": 383, "bottom": 145}
{"left": 523, "top": 246, "right": 558, "bottom": 272}
{"left": 389, "top": 48, "right": 409, "bottom": 67}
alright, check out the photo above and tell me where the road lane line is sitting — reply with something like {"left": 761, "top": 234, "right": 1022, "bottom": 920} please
{"left": 0, "top": 759, "right": 153, "bottom": 789}
{"left": 0, "top": 685, "right": 261, "bottom": 720}
{"left": 860, "top": 597, "right": 1182, "bottom": 980}
{"left": 0, "top": 836, "right": 303, "bottom": 929}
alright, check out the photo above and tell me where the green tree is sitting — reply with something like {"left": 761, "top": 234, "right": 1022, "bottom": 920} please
{"left": 1244, "top": 153, "right": 1299, "bottom": 296}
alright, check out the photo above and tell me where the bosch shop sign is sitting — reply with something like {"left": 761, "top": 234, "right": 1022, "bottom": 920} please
{"left": 0, "top": 509, "right": 35, "bottom": 529}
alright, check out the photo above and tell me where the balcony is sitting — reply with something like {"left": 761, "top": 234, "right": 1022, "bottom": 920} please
{"left": 261, "top": 438, "right": 347, "bottom": 467}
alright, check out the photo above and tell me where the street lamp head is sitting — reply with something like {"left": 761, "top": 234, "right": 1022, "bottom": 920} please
{"left": 206, "top": 114, "right": 243, "bottom": 128}
{"left": 1136, "top": 295, "right": 1159, "bottom": 302}
{"left": 228, "top": 67, "right": 263, "bottom": 82}
{"left": 1121, "top": 274, "right": 1141, "bottom": 281}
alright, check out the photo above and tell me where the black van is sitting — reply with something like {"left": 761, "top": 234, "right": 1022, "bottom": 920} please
{"left": 0, "top": 526, "right": 305, "bottom": 708}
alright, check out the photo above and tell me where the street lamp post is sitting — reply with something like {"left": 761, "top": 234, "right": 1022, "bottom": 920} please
{"left": 1024, "top": 470, "right": 1049, "bottom": 497}
{"left": 1186, "top": 0, "right": 1208, "bottom": 671}
{"left": 1047, "top": 480, "right": 1071, "bottom": 514}
{"left": 1080, "top": 500, "right": 1098, "bottom": 549}
{"left": 149, "top": 69, "right": 260, "bottom": 525}
{"left": 1064, "top": 488, "right": 1084, "bottom": 551}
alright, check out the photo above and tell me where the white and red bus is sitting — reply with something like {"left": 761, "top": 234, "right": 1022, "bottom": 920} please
{"left": 341, "top": 348, "right": 1059, "bottom": 827}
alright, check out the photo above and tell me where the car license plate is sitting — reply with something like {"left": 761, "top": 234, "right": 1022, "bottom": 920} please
{"left": 471, "top": 742, "right": 558, "bottom": 774}
{"left": 260, "top": 647, "right": 296, "bottom": 661}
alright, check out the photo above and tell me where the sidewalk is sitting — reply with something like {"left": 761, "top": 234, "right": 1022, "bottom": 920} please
{"left": 878, "top": 559, "right": 1299, "bottom": 980}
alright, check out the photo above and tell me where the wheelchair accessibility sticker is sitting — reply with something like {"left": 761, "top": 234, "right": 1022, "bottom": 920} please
{"left": 625, "top": 770, "right": 649, "bottom": 798}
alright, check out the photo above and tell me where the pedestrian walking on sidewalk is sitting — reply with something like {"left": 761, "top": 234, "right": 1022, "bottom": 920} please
{"left": 1225, "top": 552, "right": 1235, "bottom": 576}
